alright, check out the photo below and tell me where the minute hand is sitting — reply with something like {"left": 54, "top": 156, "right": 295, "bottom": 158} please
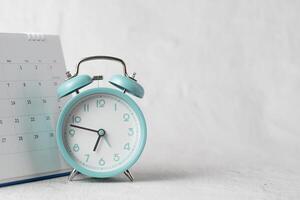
{"left": 70, "top": 124, "right": 98, "bottom": 133}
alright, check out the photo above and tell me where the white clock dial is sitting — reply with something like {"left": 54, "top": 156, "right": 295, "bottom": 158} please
{"left": 62, "top": 93, "right": 141, "bottom": 172}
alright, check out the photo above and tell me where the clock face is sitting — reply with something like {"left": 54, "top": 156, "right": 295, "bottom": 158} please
{"left": 58, "top": 89, "right": 146, "bottom": 176}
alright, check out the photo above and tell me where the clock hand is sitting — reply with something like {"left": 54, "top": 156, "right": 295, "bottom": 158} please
{"left": 93, "top": 135, "right": 102, "bottom": 151}
{"left": 70, "top": 125, "right": 106, "bottom": 151}
{"left": 103, "top": 136, "right": 112, "bottom": 148}
{"left": 70, "top": 124, "right": 98, "bottom": 133}
{"left": 93, "top": 129, "right": 106, "bottom": 152}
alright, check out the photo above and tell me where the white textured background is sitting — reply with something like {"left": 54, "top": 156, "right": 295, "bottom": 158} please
{"left": 1, "top": 0, "right": 300, "bottom": 199}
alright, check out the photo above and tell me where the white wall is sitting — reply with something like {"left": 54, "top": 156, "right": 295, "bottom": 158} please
{"left": 1, "top": 0, "right": 300, "bottom": 192}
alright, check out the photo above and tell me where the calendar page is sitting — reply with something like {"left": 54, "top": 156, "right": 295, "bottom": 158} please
{"left": 0, "top": 33, "right": 71, "bottom": 186}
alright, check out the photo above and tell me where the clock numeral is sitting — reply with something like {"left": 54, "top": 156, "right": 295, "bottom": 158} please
{"left": 123, "top": 113, "right": 130, "bottom": 122}
{"left": 96, "top": 99, "right": 105, "bottom": 108}
{"left": 114, "top": 103, "right": 117, "bottom": 111}
{"left": 83, "top": 104, "right": 89, "bottom": 112}
{"left": 72, "top": 115, "right": 81, "bottom": 123}
{"left": 84, "top": 154, "right": 90, "bottom": 162}
{"left": 73, "top": 144, "right": 80, "bottom": 152}
{"left": 124, "top": 143, "right": 130, "bottom": 151}
{"left": 113, "top": 153, "right": 120, "bottom": 161}
{"left": 99, "top": 158, "right": 105, "bottom": 166}
{"left": 68, "top": 129, "right": 75, "bottom": 137}
{"left": 128, "top": 128, "right": 134, "bottom": 136}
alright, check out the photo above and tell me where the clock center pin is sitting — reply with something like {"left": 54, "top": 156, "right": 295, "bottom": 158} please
{"left": 98, "top": 129, "right": 105, "bottom": 136}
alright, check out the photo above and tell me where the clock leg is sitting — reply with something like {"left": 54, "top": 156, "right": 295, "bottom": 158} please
{"left": 124, "top": 170, "right": 134, "bottom": 182}
{"left": 68, "top": 168, "right": 79, "bottom": 181}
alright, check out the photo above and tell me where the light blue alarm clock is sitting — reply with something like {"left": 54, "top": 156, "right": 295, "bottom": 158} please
{"left": 56, "top": 56, "right": 147, "bottom": 181}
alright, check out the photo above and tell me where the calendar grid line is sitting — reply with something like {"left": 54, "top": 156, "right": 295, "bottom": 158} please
{"left": 0, "top": 146, "right": 58, "bottom": 156}
{"left": 0, "top": 112, "right": 60, "bottom": 119}
{"left": 0, "top": 129, "right": 55, "bottom": 137}
{"left": 0, "top": 96, "right": 60, "bottom": 100}
{"left": 0, "top": 61, "right": 64, "bottom": 64}
{"left": 0, "top": 79, "right": 63, "bottom": 82}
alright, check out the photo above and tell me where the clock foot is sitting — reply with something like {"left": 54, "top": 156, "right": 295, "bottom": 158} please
{"left": 124, "top": 170, "right": 134, "bottom": 182}
{"left": 68, "top": 169, "right": 79, "bottom": 181}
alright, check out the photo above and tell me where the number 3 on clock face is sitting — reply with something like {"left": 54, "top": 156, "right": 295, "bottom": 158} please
{"left": 56, "top": 88, "right": 147, "bottom": 178}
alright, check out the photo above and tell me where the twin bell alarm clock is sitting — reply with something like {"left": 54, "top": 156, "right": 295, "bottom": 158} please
{"left": 56, "top": 56, "right": 147, "bottom": 181}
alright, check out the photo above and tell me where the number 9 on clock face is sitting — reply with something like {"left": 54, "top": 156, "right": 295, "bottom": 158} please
{"left": 56, "top": 88, "right": 147, "bottom": 178}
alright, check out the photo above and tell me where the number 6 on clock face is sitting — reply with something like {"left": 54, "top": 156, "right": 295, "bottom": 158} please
{"left": 56, "top": 88, "right": 147, "bottom": 178}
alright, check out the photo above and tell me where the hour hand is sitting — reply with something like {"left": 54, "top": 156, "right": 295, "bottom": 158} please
{"left": 93, "top": 136, "right": 102, "bottom": 151}
{"left": 70, "top": 124, "right": 98, "bottom": 133}
{"left": 93, "top": 129, "right": 106, "bottom": 151}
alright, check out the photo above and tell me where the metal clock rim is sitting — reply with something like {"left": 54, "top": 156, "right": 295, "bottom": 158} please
{"left": 56, "top": 88, "right": 147, "bottom": 178}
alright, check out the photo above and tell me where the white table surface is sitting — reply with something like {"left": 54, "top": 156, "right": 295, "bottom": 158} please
{"left": 0, "top": 143, "right": 299, "bottom": 200}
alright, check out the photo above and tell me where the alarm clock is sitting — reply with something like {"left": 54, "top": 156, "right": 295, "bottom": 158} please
{"left": 56, "top": 56, "right": 147, "bottom": 181}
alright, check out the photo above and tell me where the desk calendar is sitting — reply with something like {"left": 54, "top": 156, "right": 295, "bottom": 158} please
{"left": 0, "top": 33, "right": 71, "bottom": 186}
